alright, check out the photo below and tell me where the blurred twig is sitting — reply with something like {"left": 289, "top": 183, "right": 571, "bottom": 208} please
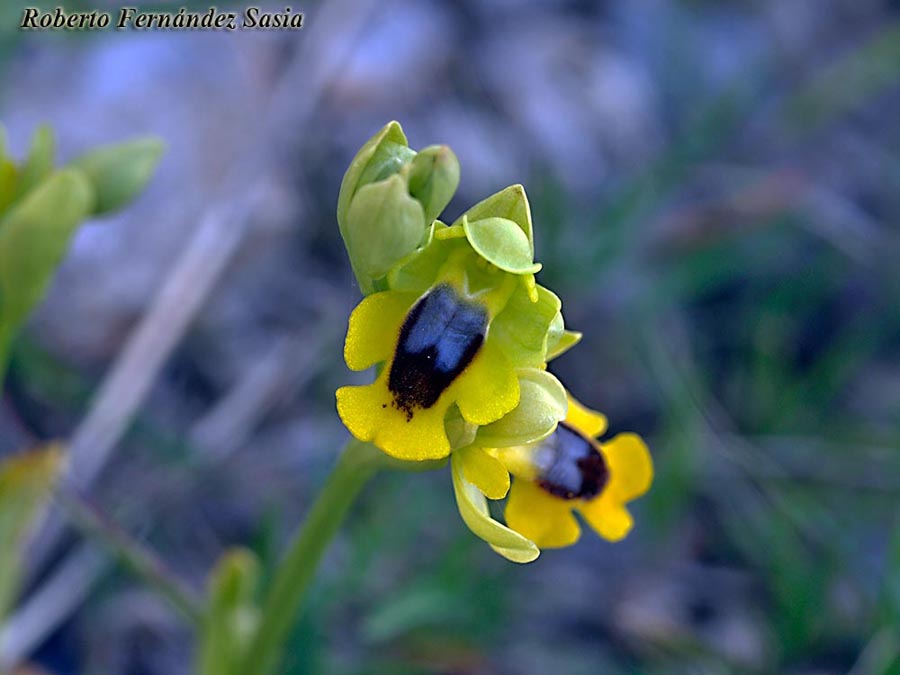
{"left": 56, "top": 488, "right": 203, "bottom": 624}
{"left": 0, "top": 545, "right": 108, "bottom": 669}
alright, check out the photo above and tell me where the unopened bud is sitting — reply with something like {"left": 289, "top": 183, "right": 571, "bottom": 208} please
{"left": 343, "top": 174, "right": 426, "bottom": 282}
{"left": 407, "top": 144, "right": 460, "bottom": 224}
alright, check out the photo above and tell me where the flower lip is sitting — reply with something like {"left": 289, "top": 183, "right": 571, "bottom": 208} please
{"left": 388, "top": 283, "right": 488, "bottom": 419}
{"left": 534, "top": 422, "right": 609, "bottom": 501}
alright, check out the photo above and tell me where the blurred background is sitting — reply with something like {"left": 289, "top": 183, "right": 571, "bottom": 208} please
{"left": 1, "top": 0, "right": 899, "bottom": 673}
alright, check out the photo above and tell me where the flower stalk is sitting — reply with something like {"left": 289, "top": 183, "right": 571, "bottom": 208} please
{"left": 239, "top": 439, "right": 386, "bottom": 674}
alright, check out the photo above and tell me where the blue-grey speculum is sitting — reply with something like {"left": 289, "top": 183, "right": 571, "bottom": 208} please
{"left": 389, "top": 284, "right": 488, "bottom": 420}
{"left": 536, "top": 422, "right": 609, "bottom": 500}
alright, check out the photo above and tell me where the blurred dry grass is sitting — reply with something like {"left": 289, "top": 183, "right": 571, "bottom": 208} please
{"left": 1, "top": 0, "right": 900, "bottom": 673}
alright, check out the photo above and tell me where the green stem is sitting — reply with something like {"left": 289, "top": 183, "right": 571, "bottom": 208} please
{"left": 240, "top": 439, "right": 384, "bottom": 674}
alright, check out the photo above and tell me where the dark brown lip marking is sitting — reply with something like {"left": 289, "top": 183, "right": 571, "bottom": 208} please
{"left": 388, "top": 284, "right": 488, "bottom": 421}
{"left": 537, "top": 421, "right": 609, "bottom": 500}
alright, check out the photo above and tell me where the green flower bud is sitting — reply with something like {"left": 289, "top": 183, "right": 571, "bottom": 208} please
{"left": 337, "top": 121, "right": 412, "bottom": 235}
{"left": 17, "top": 125, "right": 55, "bottom": 200}
{"left": 200, "top": 548, "right": 261, "bottom": 673}
{"left": 407, "top": 144, "right": 460, "bottom": 224}
{"left": 343, "top": 173, "right": 426, "bottom": 283}
{"left": 70, "top": 137, "right": 164, "bottom": 216}
{"left": 339, "top": 124, "right": 464, "bottom": 292}
{"left": 0, "top": 169, "right": 94, "bottom": 334}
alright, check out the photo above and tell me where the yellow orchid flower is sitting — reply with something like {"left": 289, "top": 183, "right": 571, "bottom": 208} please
{"left": 497, "top": 396, "right": 653, "bottom": 548}
{"left": 336, "top": 222, "right": 566, "bottom": 461}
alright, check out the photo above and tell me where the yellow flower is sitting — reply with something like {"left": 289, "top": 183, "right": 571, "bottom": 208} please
{"left": 497, "top": 396, "right": 653, "bottom": 548}
{"left": 336, "top": 281, "right": 520, "bottom": 461}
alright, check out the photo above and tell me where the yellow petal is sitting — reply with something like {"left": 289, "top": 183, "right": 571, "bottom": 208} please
{"left": 344, "top": 291, "right": 417, "bottom": 371}
{"left": 504, "top": 479, "right": 580, "bottom": 549}
{"left": 454, "top": 338, "right": 519, "bottom": 426}
{"left": 577, "top": 433, "right": 652, "bottom": 543}
{"left": 600, "top": 433, "right": 653, "bottom": 503}
{"left": 458, "top": 446, "right": 510, "bottom": 500}
{"left": 336, "top": 374, "right": 451, "bottom": 461}
{"left": 565, "top": 394, "right": 608, "bottom": 438}
{"left": 578, "top": 495, "right": 634, "bottom": 542}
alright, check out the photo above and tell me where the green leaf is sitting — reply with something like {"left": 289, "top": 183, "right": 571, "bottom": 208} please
{"left": 70, "top": 137, "right": 163, "bottom": 216}
{"left": 491, "top": 283, "right": 561, "bottom": 367}
{"left": 0, "top": 445, "right": 64, "bottom": 620}
{"left": 16, "top": 125, "right": 55, "bottom": 199}
{"left": 452, "top": 184, "right": 534, "bottom": 253}
{"left": 475, "top": 369, "right": 567, "bottom": 448}
{"left": 197, "top": 548, "right": 261, "bottom": 675}
{"left": 462, "top": 216, "right": 541, "bottom": 275}
{"left": 450, "top": 453, "right": 539, "bottom": 563}
{"left": 0, "top": 159, "right": 18, "bottom": 216}
{"left": 0, "top": 169, "right": 93, "bottom": 360}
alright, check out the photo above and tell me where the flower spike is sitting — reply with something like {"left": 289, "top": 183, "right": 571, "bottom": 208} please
{"left": 333, "top": 122, "right": 652, "bottom": 564}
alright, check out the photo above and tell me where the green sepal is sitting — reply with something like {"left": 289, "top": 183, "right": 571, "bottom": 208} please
{"left": 197, "top": 548, "right": 261, "bottom": 675}
{"left": 545, "top": 308, "right": 582, "bottom": 361}
{"left": 0, "top": 169, "right": 93, "bottom": 349}
{"left": 450, "top": 452, "right": 539, "bottom": 563}
{"left": 17, "top": 125, "right": 55, "bottom": 199}
{"left": 547, "top": 328, "right": 582, "bottom": 361}
{"left": 462, "top": 215, "right": 541, "bottom": 275}
{"left": 70, "top": 137, "right": 164, "bottom": 216}
{"left": 387, "top": 223, "right": 457, "bottom": 293}
{"left": 0, "top": 444, "right": 64, "bottom": 621}
{"left": 344, "top": 173, "right": 426, "bottom": 282}
{"left": 491, "top": 284, "right": 561, "bottom": 367}
{"left": 407, "top": 144, "right": 460, "bottom": 224}
{"left": 337, "top": 121, "right": 410, "bottom": 234}
{"left": 445, "top": 404, "right": 477, "bottom": 451}
{"left": 475, "top": 369, "right": 567, "bottom": 448}
{"left": 452, "top": 184, "right": 534, "bottom": 253}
